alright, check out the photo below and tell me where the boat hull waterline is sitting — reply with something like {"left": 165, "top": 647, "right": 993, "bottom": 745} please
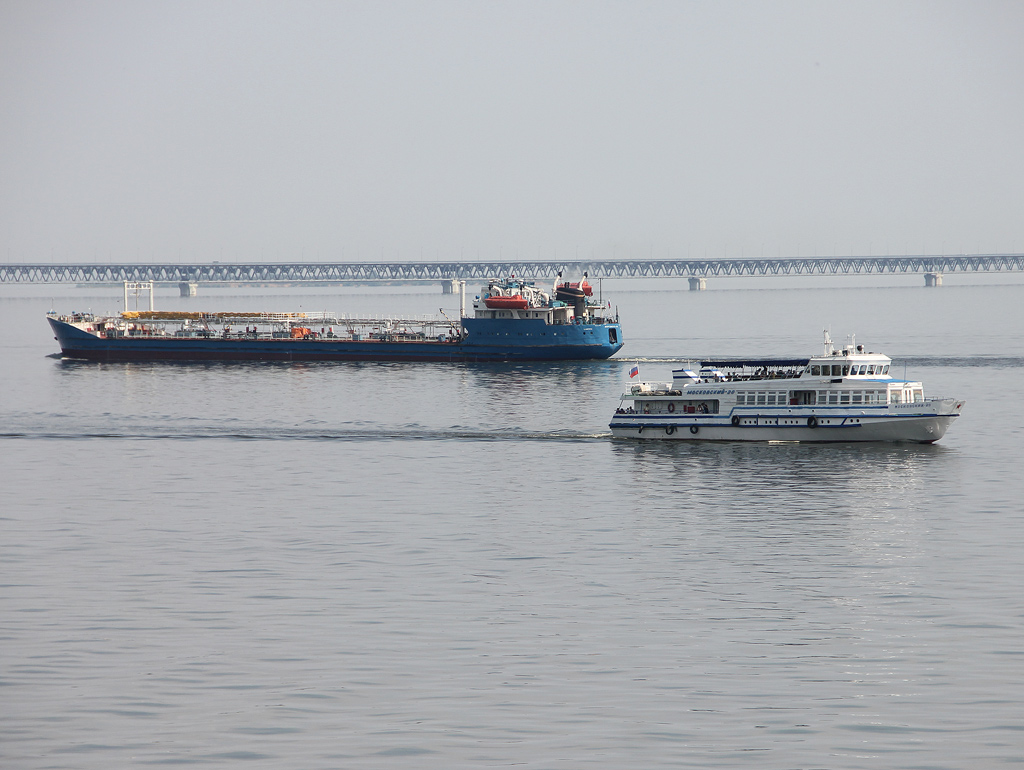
{"left": 610, "top": 405, "right": 962, "bottom": 444}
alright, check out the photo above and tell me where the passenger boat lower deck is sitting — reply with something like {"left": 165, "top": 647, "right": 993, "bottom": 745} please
{"left": 609, "top": 333, "right": 963, "bottom": 443}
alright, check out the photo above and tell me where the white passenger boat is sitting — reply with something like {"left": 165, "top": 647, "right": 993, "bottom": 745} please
{"left": 609, "top": 333, "right": 964, "bottom": 443}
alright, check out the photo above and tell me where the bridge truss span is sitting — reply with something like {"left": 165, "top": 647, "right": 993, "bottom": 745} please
{"left": 1, "top": 254, "right": 1022, "bottom": 284}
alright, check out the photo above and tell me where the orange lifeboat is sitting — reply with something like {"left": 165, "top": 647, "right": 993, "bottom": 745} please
{"left": 485, "top": 294, "right": 529, "bottom": 310}
{"left": 556, "top": 279, "right": 593, "bottom": 298}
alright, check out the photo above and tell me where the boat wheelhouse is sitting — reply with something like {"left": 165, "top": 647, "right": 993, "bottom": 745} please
{"left": 610, "top": 333, "right": 963, "bottom": 443}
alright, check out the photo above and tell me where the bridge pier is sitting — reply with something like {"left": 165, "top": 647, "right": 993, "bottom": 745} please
{"left": 924, "top": 272, "right": 943, "bottom": 287}
{"left": 688, "top": 276, "right": 707, "bottom": 291}
{"left": 179, "top": 282, "right": 198, "bottom": 297}
{"left": 442, "top": 279, "right": 461, "bottom": 295}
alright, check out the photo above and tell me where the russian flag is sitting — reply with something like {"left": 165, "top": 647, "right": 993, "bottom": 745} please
{"left": 629, "top": 364, "right": 639, "bottom": 379}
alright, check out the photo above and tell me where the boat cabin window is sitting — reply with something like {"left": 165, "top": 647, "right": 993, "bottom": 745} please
{"left": 912, "top": 389, "right": 923, "bottom": 402}
{"left": 811, "top": 365, "right": 820, "bottom": 375}
{"left": 793, "top": 390, "right": 816, "bottom": 405}
{"left": 736, "top": 390, "right": 794, "bottom": 407}
{"left": 643, "top": 399, "right": 720, "bottom": 414}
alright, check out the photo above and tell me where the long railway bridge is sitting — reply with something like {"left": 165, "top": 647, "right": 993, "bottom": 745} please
{"left": 2, "top": 254, "right": 1022, "bottom": 291}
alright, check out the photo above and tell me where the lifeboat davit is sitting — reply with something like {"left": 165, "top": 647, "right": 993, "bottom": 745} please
{"left": 485, "top": 294, "right": 529, "bottom": 310}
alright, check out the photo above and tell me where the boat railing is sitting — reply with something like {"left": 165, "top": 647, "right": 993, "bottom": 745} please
{"left": 117, "top": 311, "right": 459, "bottom": 328}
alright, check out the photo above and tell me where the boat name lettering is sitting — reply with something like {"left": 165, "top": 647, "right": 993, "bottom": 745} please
{"left": 688, "top": 389, "right": 733, "bottom": 395}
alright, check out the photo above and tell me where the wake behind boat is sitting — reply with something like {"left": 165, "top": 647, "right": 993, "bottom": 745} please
{"left": 609, "top": 332, "right": 963, "bottom": 443}
{"left": 48, "top": 277, "right": 623, "bottom": 362}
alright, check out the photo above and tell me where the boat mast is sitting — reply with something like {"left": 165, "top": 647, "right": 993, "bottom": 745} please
{"left": 123, "top": 280, "right": 154, "bottom": 313}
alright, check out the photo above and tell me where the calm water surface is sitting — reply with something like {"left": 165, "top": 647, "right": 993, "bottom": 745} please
{"left": 2, "top": 279, "right": 1023, "bottom": 769}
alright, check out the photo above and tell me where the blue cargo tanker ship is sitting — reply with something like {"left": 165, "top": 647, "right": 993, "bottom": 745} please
{"left": 47, "top": 278, "right": 623, "bottom": 362}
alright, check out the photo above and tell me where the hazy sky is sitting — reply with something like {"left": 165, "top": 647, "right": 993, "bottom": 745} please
{"left": 2, "top": 0, "right": 1022, "bottom": 263}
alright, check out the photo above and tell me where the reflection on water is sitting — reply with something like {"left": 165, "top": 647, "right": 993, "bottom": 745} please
{"left": 610, "top": 439, "right": 956, "bottom": 529}
{"left": 613, "top": 438, "right": 950, "bottom": 487}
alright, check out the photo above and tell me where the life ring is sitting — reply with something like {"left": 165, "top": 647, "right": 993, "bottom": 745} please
{"left": 667, "top": 403, "right": 675, "bottom": 413}
{"left": 731, "top": 415, "right": 740, "bottom": 427}
{"left": 665, "top": 425, "right": 676, "bottom": 435}
{"left": 689, "top": 425, "right": 699, "bottom": 435}
{"left": 807, "top": 416, "right": 818, "bottom": 428}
